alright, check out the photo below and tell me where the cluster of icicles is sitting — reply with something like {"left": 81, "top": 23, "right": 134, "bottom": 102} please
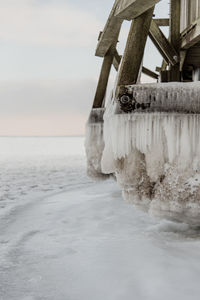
{"left": 102, "top": 113, "right": 200, "bottom": 172}
{"left": 101, "top": 82, "right": 200, "bottom": 175}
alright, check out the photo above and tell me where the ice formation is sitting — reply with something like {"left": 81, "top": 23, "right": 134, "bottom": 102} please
{"left": 101, "top": 82, "right": 200, "bottom": 224}
{"left": 127, "top": 82, "right": 200, "bottom": 113}
{"left": 85, "top": 108, "right": 109, "bottom": 178}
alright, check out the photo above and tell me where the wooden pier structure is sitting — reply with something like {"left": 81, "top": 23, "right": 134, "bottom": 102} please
{"left": 92, "top": 0, "right": 200, "bottom": 110}
{"left": 86, "top": 0, "right": 200, "bottom": 222}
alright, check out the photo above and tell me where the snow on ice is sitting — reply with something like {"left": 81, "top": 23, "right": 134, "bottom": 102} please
{"left": 1, "top": 138, "right": 200, "bottom": 299}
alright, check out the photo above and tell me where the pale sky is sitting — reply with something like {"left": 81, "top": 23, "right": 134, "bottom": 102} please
{"left": 0, "top": 0, "right": 169, "bottom": 136}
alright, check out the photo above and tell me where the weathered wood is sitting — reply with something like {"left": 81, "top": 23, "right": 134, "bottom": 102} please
{"left": 149, "top": 19, "right": 179, "bottom": 65}
{"left": 113, "top": 50, "right": 122, "bottom": 71}
{"left": 112, "top": 49, "right": 158, "bottom": 79}
{"left": 181, "top": 18, "right": 200, "bottom": 49}
{"left": 170, "top": 0, "right": 181, "bottom": 49}
{"left": 95, "top": 0, "right": 123, "bottom": 57}
{"left": 170, "top": 0, "right": 181, "bottom": 81}
{"left": 156, "top": 60, "right": 168, "bottom": 75}
{"left": 184, "top": 42, "right": 200, "bottom": 68}
{"left": 142, "top": 66, "right": 158, "bottom": 80}
{"left": 116, "top": 7, "right": 155, "bottom": 93}
{"left": 180, "top": 50, "right": 187, "bottom": 70}
{"left": 161, "top": 59, "right": 168, "bottom": 71}
{"left": 114, "top": 0, "right": 160, "bottom": 20}
{"left": 154, "top": 18, "right": 169, "bottom": 26}
{"left": 155, "top": 66, "right": 161, "bottom": 72}
{"left": 160, "top": 70, "right": 169, "bottom": 82}
{"left": 93, "top": 45, "right": 116, "bottom": 108}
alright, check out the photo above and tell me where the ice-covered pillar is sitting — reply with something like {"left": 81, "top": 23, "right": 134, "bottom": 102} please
{"left": 102, "top": 82, "right": 200, "bottom": 223}
{"left": 85, "top": 108, "right": 109, "bottom": 178}
{"left": 85, "top": 43, "right": 116, "bottom": 178}
{"left": 114, "top": 150, "right": 153, "bottom": 205}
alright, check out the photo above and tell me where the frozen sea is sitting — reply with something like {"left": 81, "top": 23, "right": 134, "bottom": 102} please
{"left": 1, "top": 137, "right": 200, "bottom": 300}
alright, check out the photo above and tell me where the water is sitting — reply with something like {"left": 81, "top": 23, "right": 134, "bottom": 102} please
{"left": 1, "top": 137, "right": 200, "bottom": 300}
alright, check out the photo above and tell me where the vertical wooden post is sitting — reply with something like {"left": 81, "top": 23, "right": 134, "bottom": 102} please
{"left": 170, "top": 0, "right": 181, "bottom": 81}
{"left": 116, "top": 6, "right": 154, "bottom": 95}
{"left": 92, "top": 45, "right": 115, "bottom": 108}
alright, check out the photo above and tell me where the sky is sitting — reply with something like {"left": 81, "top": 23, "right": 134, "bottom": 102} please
{"left": 0, "top": 0, "right": 169, "bottom": 136}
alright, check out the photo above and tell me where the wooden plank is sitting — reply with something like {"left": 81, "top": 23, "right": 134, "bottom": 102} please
{"left": 184, "top": 42, "right": 200, "bottom": 68}
{"left": 114, "top": 0, "right": 160, "bottom": 20}
{"left": 154, "top": 18, "right": 169, "bottom": 26}
{"left": 142, "top": 66, "right": 158, "bottom": 79}
{"left": 170, "top": 0, "right": 181, "bottom": 49}
{"left": 161, "top": 59, "right": 168, "bottom": 70}
{"left": 149, "top": 19, "right": 179, "bottom": 65}
{"left": 181, "top": 18, "right": 200, "bottom": 49}
{"left": 95, "top": 0, "right": 164, "bottom": 57}
{"left": 93, "top": 45, "right": 116, "bottom": 108}
{"left": 112, "top": 50, "right": 158, "bottom": 79}
{"left": 169, "top": 0, "right": 181, "bottom": 81}
{"left": 160, "top": 70, "right": 169, "bottom": 82}
{"left": 155, "top": 66, "right": 161, "bottom": 72}
{"left": 156, "top": 60, "right": 168, "bottom": 75}
{"left": 116, "top": 7, "right": 154, "bottom": 93}
{"left": 113, "top": 50, "right": 122, "bottom": 71}
{"left": 180, "top": 50, "right": 187, "bottom": 70}
{"left": 95, "top": 0, "right": 123, "bottom": 57}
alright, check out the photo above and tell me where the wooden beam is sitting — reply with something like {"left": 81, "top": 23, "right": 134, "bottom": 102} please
{"left": 142, "top": 66, "right": 158, "bottom": 79}
{"left": 93, "top": 45, "right": 116, "bottom": 108}
{"left": 114, "top": 0, "right": 160, "bottom": 20}
{"left": 169, "top": 0, "right": 181, "bottom": 81}
{"left": 180, "top": 50, "right": 187, "bottom": 71}
{"left": 95, "top": 0, "right": 123, "bottom": 57}
{"left": 161, "top": 59, "right": 168, "bottom": 71}
{"left": 160, "top": 70, "right": 169, "bottom": 82}
{"left": 184, "top": 42, "right": 200, "bottom": 68}
{"left": 170, "top": 0, "right": 180, "bottom": 50}
{"left": 116, "top": 7, "right": 154, "bottom": 93}
{"left": 112, "top": 50, "right": 158, "bottom": 79}
{"left": 149, "top": 19, "right": 179, "bottom": 65}
{"left": 156, "top": 60, "right": 168, "bottom": 73}
{"left": 154, "top": 18, "right": 169, "bottom": 26}
{"left": 113, "top": 50, "right": 122, "bottom": 71}
{"left": 181, "top": 18, "right": 200, "bottom": 49}
{"left": 155, "top": 66, "right": 161, "bottom": 72}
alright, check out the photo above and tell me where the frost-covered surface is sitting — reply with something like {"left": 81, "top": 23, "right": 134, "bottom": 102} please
{"left": 85, "top": 108, "right": 109, "bottom": 178}
{"left": 0, "top": 137, "right": 89, "bottom": 218}
{"left": 102, "top": 82, "right": 200, "bottom": 223}
{"left": 127, "top": 82, "right": 200, "bottom": 113}
{"left": 2, "top": 137, "right": 200, "bottom": 299}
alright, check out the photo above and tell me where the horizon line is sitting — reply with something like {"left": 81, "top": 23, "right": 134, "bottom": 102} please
{"left": 0, "top": 135, "right": 85, "bottom": 138}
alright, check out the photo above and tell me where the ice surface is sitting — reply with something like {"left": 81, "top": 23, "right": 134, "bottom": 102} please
{"left": 2, "top": 137, "right": 200, "bottom": 299}
{"left": 0, "top": 137, "right": 89, "bottom": 218}
{"left": 101, "top": 82, "right": 200, "bottom": 223}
